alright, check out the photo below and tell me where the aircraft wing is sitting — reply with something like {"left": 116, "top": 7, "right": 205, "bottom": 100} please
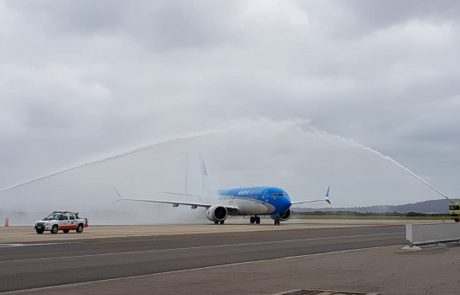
{"left": 113, "top": 188, "right": 240, "bottom": 213}
{"left": 117, "top": 197, "right": 212, "bottom": 208}
{"left": 118, "top": 197, "right": 240, "bottom": 214}
{"left": 291, "top": 199, "right": 330, "bottom": 205}
{"left": 291, "top": 186, "right": 331, "bottom": 205}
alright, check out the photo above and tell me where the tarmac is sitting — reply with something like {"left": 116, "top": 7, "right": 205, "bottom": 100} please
{"left": 18, "top": 243, "right": 454, "bottom": 295}
{"left": 0, "top": 218, "right": 441, "bottom": 244}
{"left": 1, "top": 220, "right": 459, "bottom": 294}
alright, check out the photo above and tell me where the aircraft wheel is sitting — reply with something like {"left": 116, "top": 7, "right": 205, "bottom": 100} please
{"left": 219, "top": 220, "right": 225, "bottom": 225}
{"left": 214, "top": 221, "right": 219, "bottom": 224}
{"left": 250, "top": 217, "right": 255, "bottom": 224}
{"left": 255, "top": 217, "right": 261, "bottom": 224}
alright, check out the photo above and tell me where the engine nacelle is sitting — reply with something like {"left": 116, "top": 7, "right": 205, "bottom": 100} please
{"left": 271, "top": 209, "right": 291, "bottom": 221}
{"left": 206, "top": 205, "right": 228, "bottom": 222}
{"left": 279, "top": 209, "right": 291, "bottom": 221}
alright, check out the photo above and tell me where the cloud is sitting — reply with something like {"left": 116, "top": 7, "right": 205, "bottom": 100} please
{"left": 0, "top": 0, "right": 459, "bottom": 209}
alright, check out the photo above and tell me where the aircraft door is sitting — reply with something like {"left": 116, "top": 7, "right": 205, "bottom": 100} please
{"left": 263, "top": 192, "right": 269, "bottom": 202}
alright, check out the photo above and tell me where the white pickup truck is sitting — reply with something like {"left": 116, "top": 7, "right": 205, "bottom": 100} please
{"left": 34, "top": 211, "right": 88, "bottom": 234}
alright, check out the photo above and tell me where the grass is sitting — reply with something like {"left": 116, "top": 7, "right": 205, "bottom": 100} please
{"left": 294, "top": 214, "right": 453, "bottom": 221}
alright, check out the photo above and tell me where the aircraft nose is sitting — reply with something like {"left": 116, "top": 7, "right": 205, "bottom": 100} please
{"left": 284, "top": 195, "right": 292, "bottom": 209}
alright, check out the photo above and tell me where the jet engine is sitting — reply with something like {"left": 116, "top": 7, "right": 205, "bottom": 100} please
{"left": 279, "top": 209, "right": 291, "bottom": 221}
{"left": 206, "top": 205, "right": 228, "bottom": 222}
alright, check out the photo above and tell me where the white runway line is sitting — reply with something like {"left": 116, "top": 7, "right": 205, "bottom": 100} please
{"left": 0, "top": 231, "right": 403, "bottom": 265}
{"left": 0, "top": 243, "right": 62, "bottom": 248}
{"left": 0, "top": 245, "right": 391, "bottom": 295}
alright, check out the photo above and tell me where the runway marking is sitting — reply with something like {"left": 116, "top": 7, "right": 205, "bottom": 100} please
{"left": 0, "top": 244, "right": 29, "bottom": 248}
{"left": 0, "top": 231, "right": 402, "bottom": 264}
{"left": 0, "top": 243, "right": 62, "bottom": 248}
{"left": 0, "top": 245, "right": 393, "bottom": 294}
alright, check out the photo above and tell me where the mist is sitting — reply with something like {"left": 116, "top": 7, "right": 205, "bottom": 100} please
{"left": 0, "top": 120, "right": 447, "bottom": 225}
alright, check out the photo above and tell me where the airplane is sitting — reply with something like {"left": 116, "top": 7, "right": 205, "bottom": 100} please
{"left": 114, "top": 185, "right": 331, "bottom": 225}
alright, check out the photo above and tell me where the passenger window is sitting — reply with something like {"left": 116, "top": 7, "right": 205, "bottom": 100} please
{"left": 69, "top": 215, "right": 75, "bottom": 220}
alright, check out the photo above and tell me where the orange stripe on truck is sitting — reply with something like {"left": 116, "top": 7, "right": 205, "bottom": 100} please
{"left": 58, "top": 225, "right": 77, "bottom": 230}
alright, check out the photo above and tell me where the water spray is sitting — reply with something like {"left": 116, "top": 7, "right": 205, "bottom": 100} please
{"left": 311, "top": 127, "right": 453, "bottom": 202}
{"left": 0, "top": 129, "right": 224, "bottom": 193}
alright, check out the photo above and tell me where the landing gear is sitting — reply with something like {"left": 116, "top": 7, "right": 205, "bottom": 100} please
{"left": 219, "top": 220, "right": 225, "bottom": 225}
{"left": 250, "top": 216, "right": 261, "bottom": 224}
{"left": 214, "top": 220, "right": 225, "bottom": 225}
{"left": 274, "top": 218, "right": 280, "bottom": 226}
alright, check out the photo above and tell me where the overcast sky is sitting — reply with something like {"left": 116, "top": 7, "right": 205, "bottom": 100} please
{"left": 1, "top": 0, "right": 460, "bottom": 211}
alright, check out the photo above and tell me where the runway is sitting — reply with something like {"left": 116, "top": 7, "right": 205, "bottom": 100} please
{"left": 0, "top": 225, "right": 404, "bottom": 293}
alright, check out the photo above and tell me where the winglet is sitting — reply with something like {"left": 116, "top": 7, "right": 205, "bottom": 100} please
{"left": 325, "top": 186, "right": 331, "bottom": 205}
{"left": 112, "top": 187, "right": 123, "bottom": 204}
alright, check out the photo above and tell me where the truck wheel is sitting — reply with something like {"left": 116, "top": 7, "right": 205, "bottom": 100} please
{"left": 35, "top": 228, "right": 44, "bottom": 234}
{"left": 76, "top": 224, "right": 84, "bottom": 233}
{"left": 63, "top": 229, "right": 70, "bottom": 233}
{"left": 51, "top": 225, "right": 59, "bottom": 234}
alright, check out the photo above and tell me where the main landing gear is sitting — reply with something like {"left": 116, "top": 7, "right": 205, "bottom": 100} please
{"left": 250, "top": 216, "right": 261, "bottom": 224}
{"left": 274, "top": 218, "right": 281, "bottom": 226}
{"left": 214, "top": 220, "right": 225, "bottom": 224}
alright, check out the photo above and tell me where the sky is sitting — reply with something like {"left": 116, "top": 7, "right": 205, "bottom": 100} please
{"left": 1, "top": 0, "right": 460, "bottom": 222}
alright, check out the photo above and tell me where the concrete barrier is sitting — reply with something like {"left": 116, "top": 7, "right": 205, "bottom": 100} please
{"left": 406, "top": 223, "right": 460, "bottom": 246}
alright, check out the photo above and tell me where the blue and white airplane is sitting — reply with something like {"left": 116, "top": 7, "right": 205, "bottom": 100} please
{"left": 117, "top": 186, "right": 331, "bottom": 225}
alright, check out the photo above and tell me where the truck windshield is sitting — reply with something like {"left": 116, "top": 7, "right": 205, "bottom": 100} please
{"left": 44, "top": 213, "right": 62, "bottom": 220}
